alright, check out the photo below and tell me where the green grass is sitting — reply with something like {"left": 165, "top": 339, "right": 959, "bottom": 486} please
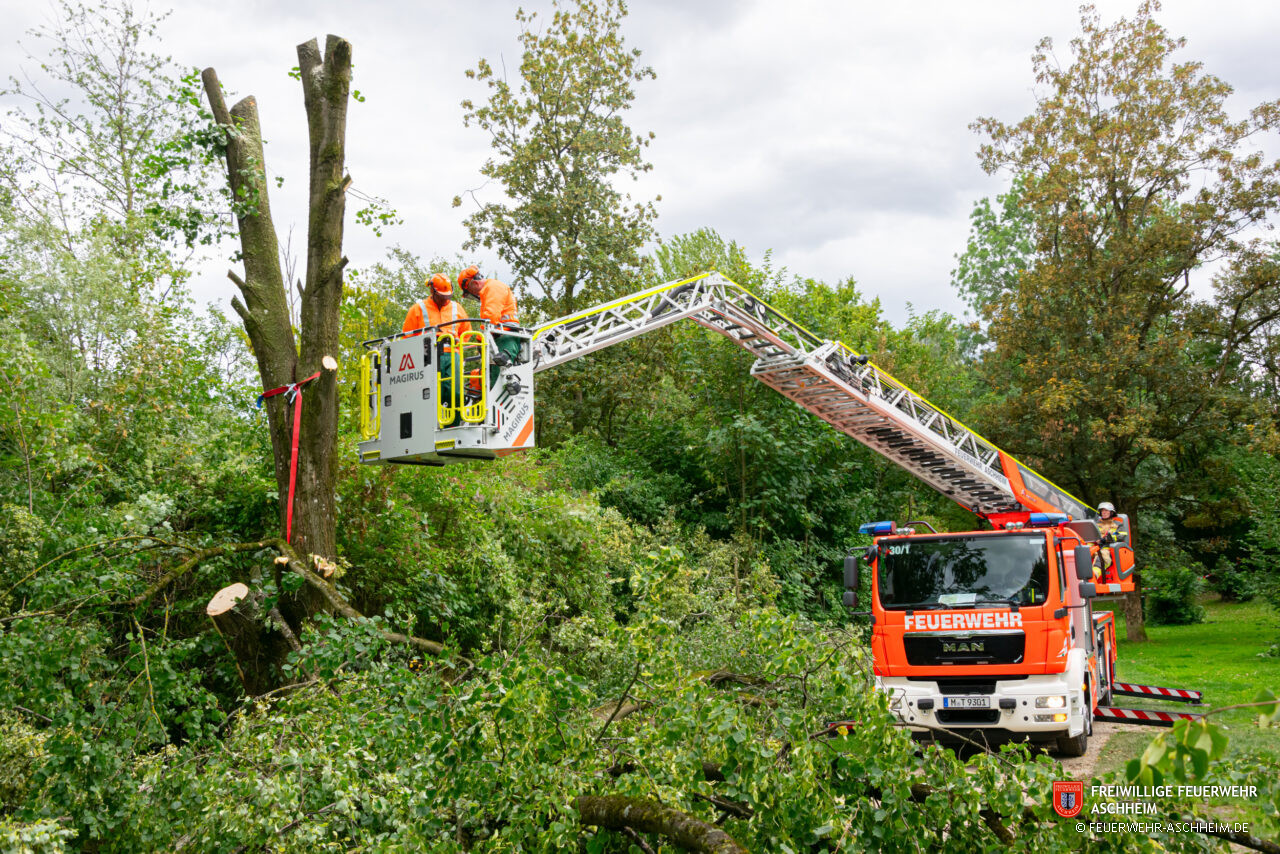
{"left": 1094, "top": 595, "right": 1280, "bottom": 778}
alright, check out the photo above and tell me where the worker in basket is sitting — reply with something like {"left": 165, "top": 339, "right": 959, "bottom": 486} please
{"left": 457, "top": 265, "right": 522, "bottom": 385}
{"left": 1094, "top": 501, "right": 1124, "bottom": 579}
{"left": 402, "top": 273, "right": 471, "bottom": 426}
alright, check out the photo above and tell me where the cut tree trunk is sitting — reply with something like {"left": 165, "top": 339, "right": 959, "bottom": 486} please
{"left": 200, "top": 35, "right": 353, "bottom": 692}
{"left": 207, "top": 583, "right": 292, "bottom": 696}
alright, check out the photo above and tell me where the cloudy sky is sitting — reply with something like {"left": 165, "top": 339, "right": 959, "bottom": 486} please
{"left": 3, "top": 0, "right": 1277, "bottom": 325}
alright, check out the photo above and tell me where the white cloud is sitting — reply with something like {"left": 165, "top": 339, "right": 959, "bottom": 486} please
{"left": 3, "top": 0, "right": 1277, "bottom": 326}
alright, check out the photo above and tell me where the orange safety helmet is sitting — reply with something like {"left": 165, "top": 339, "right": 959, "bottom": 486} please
{"left": 457, "top": 265, "right": 482, "bottom": 292}
{"left": 429, "top": 273, "right": 452, "bottom": 295}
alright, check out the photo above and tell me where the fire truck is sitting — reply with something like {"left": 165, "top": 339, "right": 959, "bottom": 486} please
{"left": 356, "top": 271, "right": 1203, "bottom": 756}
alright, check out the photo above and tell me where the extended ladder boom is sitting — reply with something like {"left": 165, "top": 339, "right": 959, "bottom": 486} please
{"left": 532, "top": 272, "right": 1090, "bottom": 520}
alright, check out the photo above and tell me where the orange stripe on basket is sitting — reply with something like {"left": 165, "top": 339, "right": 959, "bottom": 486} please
{"left": 513, "top": 418, "right": 534, "bottom": 447}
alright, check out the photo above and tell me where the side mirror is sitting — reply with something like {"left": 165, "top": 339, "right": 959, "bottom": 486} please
{"left": 843, "top": 555, "right": 859, "bottom": 609}
{"left": 1078, "top": 582, "right": 1097, "bottom": 599}
{"left": 1073, "top": 545, "right": 1094, "bottom": 581}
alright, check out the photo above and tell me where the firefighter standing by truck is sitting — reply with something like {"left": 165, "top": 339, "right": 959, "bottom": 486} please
{"left": 457, "top": 266, "right": 521, "bottom": 384}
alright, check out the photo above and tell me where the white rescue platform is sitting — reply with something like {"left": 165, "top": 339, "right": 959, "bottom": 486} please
{"left": 357, "top": 322, "right": 535, "bottom": 465}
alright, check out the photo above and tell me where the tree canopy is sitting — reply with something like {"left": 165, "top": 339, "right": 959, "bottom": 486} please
{"left": 456, "top": 0, "right": 658, "bottom": 315}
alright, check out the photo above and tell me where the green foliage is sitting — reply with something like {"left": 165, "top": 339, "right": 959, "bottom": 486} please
{"left": 951, "top": 175, "right": 1035, "bottom": 323}
{"left": 968, "top": 1, "right": 1280, "bottom": 525}
{"left": 1119, "top": 693, "right": 1280, "bottom": 841}
{"left": 1144, "top": 554, "right": 1206, "bottom": 625}
{"left": 0, "top": 0, "right": 227, "bottom": 257}
{"left": 1126, "top": 717, "right": 1229, "bottom": 787}
{"left": 46, "top": 596, "right": 1083, "bottom": 853}
{"left": 1209, "top": 557, "right": 1260, "bottom": 603}
{"left": 0, "top": 714, "right": 47, "bottom": 811}
{"left": 0, "top": 818, "right": 75, "bottom": 854}
{"left": 458, "top": 0, "right": 658, "bottom": 314}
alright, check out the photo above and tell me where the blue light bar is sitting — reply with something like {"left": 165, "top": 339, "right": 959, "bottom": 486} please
{"left": 1027, "top": 513, "right": 1069, "bottom": 528}
{"left": 858, "top": 520, "right": 898, "bottom": 536}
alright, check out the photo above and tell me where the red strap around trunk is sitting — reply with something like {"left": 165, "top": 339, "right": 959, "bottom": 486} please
{"left": 259, "top": 371, "right": 322, "bottom": 542}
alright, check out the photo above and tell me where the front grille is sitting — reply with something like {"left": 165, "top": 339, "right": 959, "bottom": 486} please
{"left": 906, "top": 675, "right": 1028, "bottom": 694}
{"left": 936, "top": 709, "right": 1001, "bottom": 725}
{"left": 902, "top": 632, "right": 1025, "bottom": 666}
{"left": 936, "top": 680, "right": 995, "bottom": 695}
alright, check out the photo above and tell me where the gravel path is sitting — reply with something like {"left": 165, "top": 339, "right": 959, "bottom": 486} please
{"left": 1056, "top": 720, "right": 1149, "bottom": 780}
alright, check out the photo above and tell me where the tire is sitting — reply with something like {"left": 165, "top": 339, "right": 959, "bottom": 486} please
{"left": 1057, "top": 730, "right": 1088, "bottom": 757}
{"left": 1057, "top": 691, "right": 1092, "bottom": 757}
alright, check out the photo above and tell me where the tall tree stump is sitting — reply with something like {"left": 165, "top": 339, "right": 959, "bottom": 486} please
{"left": 207, "top": 583, "right": 290, "bottom": 695}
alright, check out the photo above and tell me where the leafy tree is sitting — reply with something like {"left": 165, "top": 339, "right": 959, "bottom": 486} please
{"left": 456, "top": 0, "right": 658, "bottom": 315}
{"left": 969, "top": 1, "right": 1280, "bottom": 639}
{"left": 0, "top": 0, "right": 225, "bottom": 271}
{"left": 951, "top": 175, "right": 1035, "bottom": 327}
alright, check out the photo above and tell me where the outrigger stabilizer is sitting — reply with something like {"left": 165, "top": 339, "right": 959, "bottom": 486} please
{"left": 1096, "top": 680, "right": 1204, "bottom": 728}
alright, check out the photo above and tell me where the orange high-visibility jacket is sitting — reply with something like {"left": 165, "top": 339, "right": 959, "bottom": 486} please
{"left": 402, "top": 297, "right": 471, "bottom": 342}
{"left": 475, "top": 278, "right": 519, "bottom": 326}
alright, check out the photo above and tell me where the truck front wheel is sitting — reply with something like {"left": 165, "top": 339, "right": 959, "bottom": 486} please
{"left": 1056, "top": 693, "right": 1092, "bottom": 757}
{"left": 1056, "top": 730, "right": 1088, "bottom": 757}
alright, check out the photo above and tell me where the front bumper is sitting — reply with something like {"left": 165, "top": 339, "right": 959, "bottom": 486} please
{"left": 877, "top": 673, "right": 1086, "bottom": 740}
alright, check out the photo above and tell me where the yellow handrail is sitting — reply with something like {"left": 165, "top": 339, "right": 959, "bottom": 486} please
{"left": 437, "top": 332, "right": 460, "bottom": 427}
{"left": 460, "top": 330, "right": 487, "bottom": 424}
{"left": 358, "top": 350, "right": 381, "bottom": 440}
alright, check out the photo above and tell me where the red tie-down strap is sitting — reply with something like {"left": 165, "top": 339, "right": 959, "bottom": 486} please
{"left": 257, "top": 371, "right": 323, "bottom": 543}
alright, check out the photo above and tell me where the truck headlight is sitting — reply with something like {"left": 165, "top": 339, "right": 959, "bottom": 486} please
{"left": 1036, "top": 695, "right": 1067, "bottom": 709}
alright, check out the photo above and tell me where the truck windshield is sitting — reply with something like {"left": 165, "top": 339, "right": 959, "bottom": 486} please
{"left": 877, "top": 535, "right": 1049, "bottom": 609}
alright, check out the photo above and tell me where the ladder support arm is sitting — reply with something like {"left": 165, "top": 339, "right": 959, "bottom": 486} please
{"left": 531, "top": 273, "right": 1089, "bottom": 520}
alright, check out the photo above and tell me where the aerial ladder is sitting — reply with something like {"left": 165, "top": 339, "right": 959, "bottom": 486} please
{"left": 356, "top": 271, "right": 1202, "bottom": 746}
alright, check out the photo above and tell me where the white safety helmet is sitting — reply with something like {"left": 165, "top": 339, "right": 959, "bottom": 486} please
{"left": 1097, "top": 502, "right": 1115, "bottom": 515}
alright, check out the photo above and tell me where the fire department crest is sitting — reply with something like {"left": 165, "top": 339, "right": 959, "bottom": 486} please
{"left": 1053, "top": 781, "right": 1084, "bottom": 818}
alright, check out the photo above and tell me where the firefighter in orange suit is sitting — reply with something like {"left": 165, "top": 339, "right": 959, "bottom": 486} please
{"left": 457, "top": 266, "right": 521, "bottom": 379}
{"left": 403, "top": 274, "right": 470, "bottom": 426}
{"left": 402, "top": 273, "right": 470, "bottom": 337}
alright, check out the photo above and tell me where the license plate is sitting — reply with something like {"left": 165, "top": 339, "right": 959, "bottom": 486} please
{"left": 943, "top": 696, "right": 989, "bottom": 709}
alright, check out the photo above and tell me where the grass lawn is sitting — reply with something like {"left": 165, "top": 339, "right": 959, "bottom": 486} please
{"left": 1094, "top": 595, "right": 1280, "bottom": 778}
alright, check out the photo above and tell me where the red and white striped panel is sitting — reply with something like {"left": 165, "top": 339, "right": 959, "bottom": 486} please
{"left": 1095, "top": 706, "right": 1203, "bottom": 727}
{"left": 1111, "top": 681, "right": 1202, "bottom": 703}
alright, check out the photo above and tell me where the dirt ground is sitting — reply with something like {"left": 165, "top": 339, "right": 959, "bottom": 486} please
{"left": 1055, "top": 720, "right": 1149, "bottom": 780}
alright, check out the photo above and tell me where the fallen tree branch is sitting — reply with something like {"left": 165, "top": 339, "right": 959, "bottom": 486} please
{"left": 700, "top": 669, "right": 768, "bottom": 688}
{"left": 4, "top": 535, "right": 194, "bottom": 601}
{"left": 1168, "top": 813, "right": 1280, "bottom": 854}
{"left": 282, "top": 552, "right": 445, "bottom": 657}
{"left": 12, "top": 705, "right": 52, "bottom": 724}
{"left": 596, "top": 661, "right": 642, "bottom": 740}
{"left": 128, "top": 537, "right": 450, "bottom": 661}
{"left": 574, "top": 794, "right": 748, "bottom": 854}
{"left": 128, "top": 540, "right": 278, "bottom": 607}
{"left": 621, "top": 826, "right": 656, "bottom": 854}
{"left": 691, "top": 791, "right": 753, "bottom": 821}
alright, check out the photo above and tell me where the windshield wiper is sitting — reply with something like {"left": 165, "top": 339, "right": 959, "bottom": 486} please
{"left": 973, "top": 595, "right": 1022, "bottom": 610}
{"left": 885, "top": 602, "right": 954, "bottom": 611}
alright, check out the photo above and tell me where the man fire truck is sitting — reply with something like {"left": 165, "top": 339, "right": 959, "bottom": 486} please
{"left": 356, "top": 271, "right": 1203, "bottom": 755}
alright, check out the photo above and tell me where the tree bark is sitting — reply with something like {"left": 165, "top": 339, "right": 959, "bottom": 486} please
{"left": 573, "top": 795, "right": 747, "bottom": 854}
{"left": 207, "top": 583, "right": 292, "bottom": 696}
{"left": 1123, "top": 583, "right": 1147, "bottom": 642}
{"left": 292, "top": 35, "right": 352, "bottom": 565}
{"left": 200, "top": 71, "right": 296, "bottom": 529}
{"left": 201, "top": 35, "right": 353, "bottom": 690}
